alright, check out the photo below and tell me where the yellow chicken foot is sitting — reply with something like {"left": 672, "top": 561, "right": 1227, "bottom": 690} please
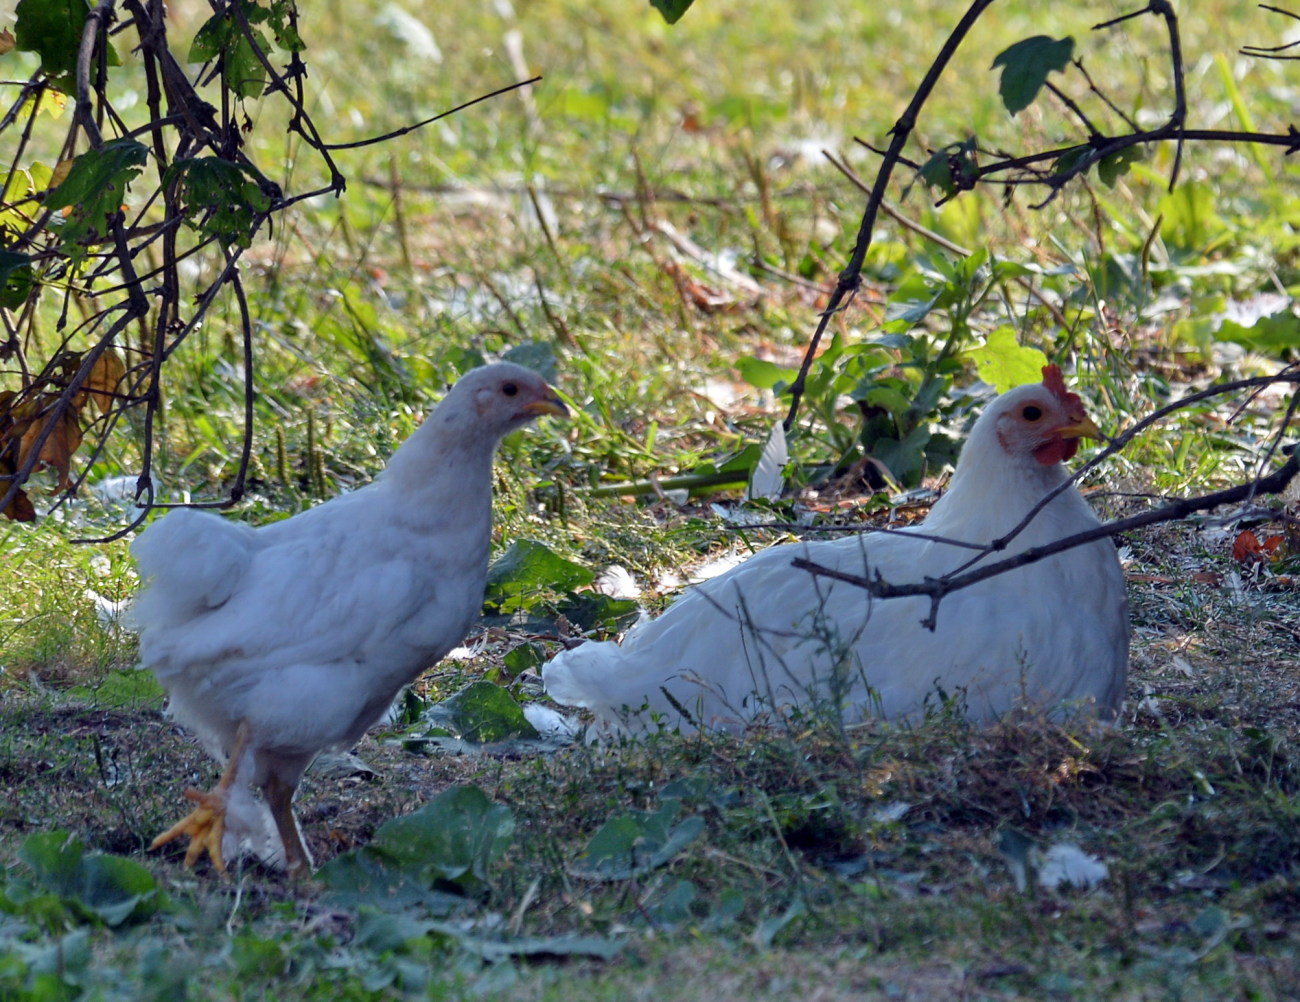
{"left": 150, "top": 721, "right": 250, "bottom": 872}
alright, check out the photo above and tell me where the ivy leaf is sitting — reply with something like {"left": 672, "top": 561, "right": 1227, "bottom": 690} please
{"left": 318, "top": 786, "right": 515, "bottom": 901}
{"left": 966, "top": 326, "right": 1048, "bottom": 393}
{"left": 572, "top": 798, "right": 705, "bottom": 881}
{"left": 916, "top": 138, "right": 978, "bottom": 197}
{"left": 418, "top": 680, "right": 540, "bottom": 744}
{"left": 13, "top": 0, "right": 120, "bottom": 93}
{"left": 991, "top": 35, "right": 1074, "bottom": 116}
{"left": 17, "top": 831, "right": 162, "bottom": 926}
{"left": 45, "top": 138, "right": 147, "bottom": 261}
{"left": 190, "top": 9, "right": 272, "bottom": 99}
{"left": 0, "top": 251, "right": 34, "bottom": 310}
{"left": 162, "top": 157, "right": 272, "bottom": 248}
{"left": 483, "top": 539, "right": 594, "bottom": 614}
{"left": 649, "top": 0, "right": 695, "bottom": 25}
{"left": 1097, "top": 145, "right": 1144, "bottom": 187}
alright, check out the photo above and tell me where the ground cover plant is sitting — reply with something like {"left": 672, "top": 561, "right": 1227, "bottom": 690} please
{"left": 1, "top": 0, "right": 1299, "bottom": 998}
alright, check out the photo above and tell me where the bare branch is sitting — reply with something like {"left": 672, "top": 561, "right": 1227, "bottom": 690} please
{"left": 793, "top": 445, "right": 1300, "bottom": 631}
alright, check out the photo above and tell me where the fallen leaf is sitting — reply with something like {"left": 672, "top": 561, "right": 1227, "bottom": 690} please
{"left": 1232, "top": 529, "right": 1286, "bottom": 565}
{"left": 1232, "top": 529, "right": 1261, "bottom": 563}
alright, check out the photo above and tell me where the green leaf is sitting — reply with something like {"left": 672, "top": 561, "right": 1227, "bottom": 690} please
{"left": 572, "top": 799, "right": 705, "bottom": 881}
{"left": 318, "top": 788, "right": 514, "bottom": 906}
{"left": 502, "top": 641, "right": 545, "bottom": 675}
{"left": 264, "top": 0, "right": 306, "bottom": 53}
{"left": 162, "top": 157, "right": 272, "bottom": 248}
{"left": 916, "top": 140, "right": 979, "bottom": 198}
{"left": 502, "top": 341, "right": 558, "bottom": 382}
{"left": 1054, "top": 146, "right": 1094, "bottom": 178}
{"left": 1098, "top": 145, "right": 1144, "bottom": 187}
{"left": 754, "top": 896, "right": 806, "bottom": 948}
{"left": 437, "top": 929, "right": 623, "bottom": 961}
{"left": 1158, "top": 182, "right": 1227, "bottom": 252}
{"left": 73, "top": 855, "right": 162, "bottom": 926}
{"left": 870, "top": 425, "right": 932, "bottom": 486}
{"left": 555, "top": 592, "right": 640, "bottom": 632}
{"left": 419, "top": 681, "right": 540, "bottom": 744}
{"left": 1216, "top": 312, "right": 1300, "bottom": 356}
{"left": 16, "top": 832, "right": 162, "bottom": 927}
{"left": 45, "top": 138, "right": 147, "bottom": 261}
{"left": 369, "top": 786, "right": 514, "bottom": 892}
{"left": 991, "top": 35, "right": 1075, "bottom": 116}
{"left": 965, "top": 326, "right": 1048, "bottom": 393}
{"left": 189, "top": 8, "right": 271, "bottom": 99}
{"left": 883, "top": 290, "right": 942, "bottom": 331}
{"left": 737, "top": 357, "right": 798, "bottom": 392}
{"left": 483, "top": 539, "right": 594, "bottom": 613}
{"left": 0, "top": 250, "right": 35, "bottom": 310}
{"left": 649, "top": 0, "right": 695, "bottom": 25}
{"left": 14, "top": 0, "right": 120, "bottom": 92}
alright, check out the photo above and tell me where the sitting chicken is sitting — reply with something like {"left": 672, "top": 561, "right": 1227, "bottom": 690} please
{"left": 133, "top": 363, "right": 567, "bottom": 875}
{"left": 543, "top": 365, "right": 1127, "bottom": 735}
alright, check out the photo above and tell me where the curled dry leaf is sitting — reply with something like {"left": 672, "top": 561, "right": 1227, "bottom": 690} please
{"left": 16, "top": 398, "right": 83, "bottom": 492}
{"left": 74, "top": 349, "right": 128, "bottom": 415}
{"left": 1232, "top": 529, "right": 1287, "bottom": 565}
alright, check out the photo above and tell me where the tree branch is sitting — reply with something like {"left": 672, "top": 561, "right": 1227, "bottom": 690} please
{"left": 793, "top": 446, "right": 1300, "bottom": 631}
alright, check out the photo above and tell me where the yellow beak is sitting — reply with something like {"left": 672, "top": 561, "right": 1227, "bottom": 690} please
{"left": 519, "top": 389, "right": 569, "bottom": 419}
{"left": 1054, "top": 415, "right": 1103, "bottom": 441}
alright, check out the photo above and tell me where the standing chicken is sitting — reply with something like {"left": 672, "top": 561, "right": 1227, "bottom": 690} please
{"left": 133, "top": 363, "right": 567, "bottom": 875}
{"left": 543, "top": 365, "right": 1127, "bottom": 736}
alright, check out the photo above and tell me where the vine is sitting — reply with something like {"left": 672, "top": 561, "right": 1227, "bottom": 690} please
{"left": 0, "top": 0, "right": 534, "bottom": 533}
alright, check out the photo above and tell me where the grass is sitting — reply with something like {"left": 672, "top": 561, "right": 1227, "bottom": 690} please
{"left": 3, "top": 0, "right": 1300, "bottom": 998}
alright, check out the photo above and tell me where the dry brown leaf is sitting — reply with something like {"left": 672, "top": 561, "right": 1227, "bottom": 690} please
{"left": 0, "top": 29, "right": 14, "bottom": 56}
{"left": 1, "top": 483, "right": 36, "bottom": 521}
{"left": 0, "top": 446, "right": 36, "bottom": 522}
{"left": 16, "top": 400, "right": 83, "bottom": 492}
{"left": 49, "top": 158, "right": 75, "bottom": 189}
{"left": 79, "top": 348, "right": 127, "bottom": 415}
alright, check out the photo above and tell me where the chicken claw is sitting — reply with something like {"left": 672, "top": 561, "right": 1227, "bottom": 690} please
{"left": 150, "top": 785, "right": 232, "bottom": 872}
{"left": 150, "top": 721, "right": 249, "bottom": 873}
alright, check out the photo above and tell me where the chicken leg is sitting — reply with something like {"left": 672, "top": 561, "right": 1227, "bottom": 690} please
{"left": 150, "top": 720, "right": 250, "bottom": 872}
{"left": 262, "top": 773, "right": 313, "bottom": 878}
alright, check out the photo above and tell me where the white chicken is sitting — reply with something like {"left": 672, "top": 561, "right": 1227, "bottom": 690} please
{"left": 543, "top": 365, "right": 1128, "bottom": 736}
{"left": 132, "top": 363, "right": 567, "bottom": 875}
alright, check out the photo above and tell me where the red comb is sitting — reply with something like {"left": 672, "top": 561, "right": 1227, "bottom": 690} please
{"left": 1042, "top": 364, "right": 1085, "bottom": 415}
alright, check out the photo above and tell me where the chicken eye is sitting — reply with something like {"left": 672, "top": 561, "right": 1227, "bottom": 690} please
{"left": 1021, "top": 405, "right": 1043, "bottom": 421}
{"left": 502, "top": 382, "right": 519, "bottom": 397}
